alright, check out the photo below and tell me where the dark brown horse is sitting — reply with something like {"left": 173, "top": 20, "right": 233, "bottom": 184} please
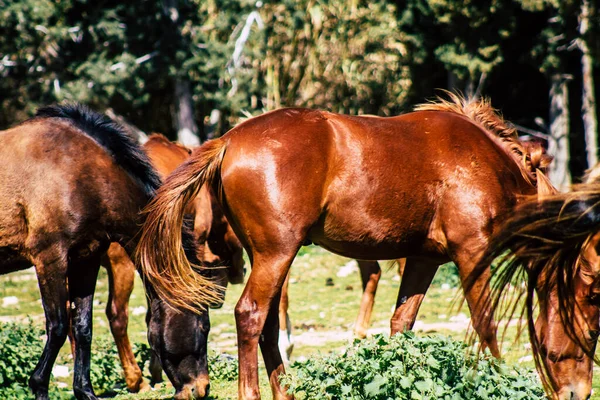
{"left": 138, "top": 94, "right": 553, "bottom": 399}
{"left": 0, "top": 105, "right": 217, "bottom": 400}
{"left": 472, "top": 166, "right": 600, "bottom": 400}
{"left": 101, "top": 134, "right": 245, "bottom": 394}
{"left": 0, "top": 105, "right": 159, "bottom": 400}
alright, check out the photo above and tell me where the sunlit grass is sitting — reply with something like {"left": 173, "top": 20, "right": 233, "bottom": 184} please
{"left": 1, "top": 246, "right": 599, "bottom": 399}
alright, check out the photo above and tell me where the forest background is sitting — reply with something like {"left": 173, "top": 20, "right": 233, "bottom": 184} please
{"left": 0, "top": 0, "right": 597, "bottom": 188}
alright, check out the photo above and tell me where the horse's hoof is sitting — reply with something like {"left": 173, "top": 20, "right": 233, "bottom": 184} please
{"left": 354, "top": 329, "right": 367, "bottom": 339}
{"left": 138, "top": 378, "right": 152, "bottom": 392}
{"left": 74, "top": 391, "right": 99, "bottom": 400}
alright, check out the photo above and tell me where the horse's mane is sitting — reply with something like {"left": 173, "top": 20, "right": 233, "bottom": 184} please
{"left": 415, "top": 91, "right": 549, "bottom": 185}
{"left": 36, "top": 104, "right": 161, "bottom": 198}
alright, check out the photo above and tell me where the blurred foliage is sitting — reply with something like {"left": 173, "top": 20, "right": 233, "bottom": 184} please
{"left": 255, "top": 0, "right": 410, "bottom": 115}
{"left": 0, "top": 0, "right": 597, "bottom": 168}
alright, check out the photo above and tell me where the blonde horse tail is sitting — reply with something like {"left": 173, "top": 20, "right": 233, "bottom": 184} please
{"left": 137, "top": 138, "right": 228, "bottom": 311}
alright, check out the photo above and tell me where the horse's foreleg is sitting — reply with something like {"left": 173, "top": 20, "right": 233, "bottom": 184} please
{"left": 457, "top": 269, "right": 500, "bottom": 357}
{"left": 453, "top": 242, "right": 500, "bottom": 358}
{"left": 236, "top": 253, "right": 296, "bottom": 400}
{"left": 104, "top": 244, "right": 148, "bottom": 392}
{"left": 68, "top": 255, "right": 101, "bottom": 400}
{"left": 390, "top": 258, "right": 438, "bottom": 334}
{"left": 354, "top": 260, "right": 381, "bottom": 338}
{"left": 144, "top": 299, "right": 164, "bottom": 385}
{"left": 30, "top": 251, "right": 70, "bottom": 400}
{"left": 278, "top": 271, "right": 293, "bottom": 366}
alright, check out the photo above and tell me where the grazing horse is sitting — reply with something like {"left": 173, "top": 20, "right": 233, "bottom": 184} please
{"left": 0, "top": 105, "right": 216, "bottom": 400}
{"left": 138, "top": 94, "right": 553, "bottom": 399}
{"left": 102, "top": 134, "right": 245, "bottom": 393}
{"left": 473, "top": 166, "right": 600, "bottom": 400}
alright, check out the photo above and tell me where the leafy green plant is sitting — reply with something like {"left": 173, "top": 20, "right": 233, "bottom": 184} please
{"left": 0, "top": 321, "right": 71, "bottom": 399}
{"left": 90, "top": 337, "right": 124, "bottom": 395}
{"left": 0, "top": 321, "right": 44, "bottom": 389}
{"left": 208, "top": 353, "right": 238, "bottom": 382}
{"left": 280, "top": 332, "right": 544, "bottom": 399}
{"left": 132, "top": 341, "right": 152, "bottom": 377}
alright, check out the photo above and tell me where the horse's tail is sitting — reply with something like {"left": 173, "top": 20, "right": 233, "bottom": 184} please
{"left": 36, "top": 104, "right": 161, "bottom": 197}
{"left": 473, "top": 180, "right": 600, "bottom": 392}
{"left": 137, "top": 138, "right": 228, "bottom": 311}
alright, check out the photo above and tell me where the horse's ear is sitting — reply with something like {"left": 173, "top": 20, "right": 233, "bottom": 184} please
{"left": 536, "top": 169, "right": 558, "bottom": 200}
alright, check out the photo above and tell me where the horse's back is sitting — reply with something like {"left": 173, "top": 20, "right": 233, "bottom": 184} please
{"left": 219, "top": 108, "right": 532, "bottom": 260}
{"left": 0, "top": 118, "right": 147, "bottom": 267}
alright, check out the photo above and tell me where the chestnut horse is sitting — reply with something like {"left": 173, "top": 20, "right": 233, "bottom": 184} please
{"left": 138, "top": 94, "right": 553, "bottom": 399}
{"left": 473, "top": 166, "right": 600, "bottom": 400}
{"left": 102, "top": 134, "right": 245, "bottom": 393}
{"left": 0, "top": 105, "right": 217, "bottom": 400}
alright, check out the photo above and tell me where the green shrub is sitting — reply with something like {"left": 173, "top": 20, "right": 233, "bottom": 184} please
{"left": 280, "top": 332, "right": 544, "bottom": 400}
{"left": 0, "top": 321, "right": 70, "bottom": 399}
{"left": 0, "top": 319, "right": 154, "bottom": 398}
{"left": 0, "top": 321, "right": 44, "bottom": 389}
{"left": 133, "top": 342, "right": 153, "bottom": 376}
{"left": 90, "top": 337, "right": 126, "bottom": 395}
{"left": 209, "top": 353, "right": 238, "bottom": 381}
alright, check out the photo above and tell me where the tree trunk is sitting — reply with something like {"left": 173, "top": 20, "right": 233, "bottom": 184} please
{"left": 162, "top": 0, "right": 202, "bottom": 146}
{"left": 547, "top": 74, "right": 572, "bottom": 190}
{"left": 173, "top": 77, "right": 201, "bottom": 146}
{"left": 579, "top": 0, "right": 598, "bottom": 168}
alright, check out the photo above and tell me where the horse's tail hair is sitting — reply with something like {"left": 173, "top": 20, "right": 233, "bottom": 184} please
{"left": 136, "top": 138, "right": 228, "bottom": 311}
{"left": 470, "top": 182, "right": 600, "bottom": 394}
{"left": 35, "top": 104, "right": 161, "bottom": 198}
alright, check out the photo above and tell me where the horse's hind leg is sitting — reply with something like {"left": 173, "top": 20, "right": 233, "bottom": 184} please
{"left": 354, "top": 260, "right": 382, "bottom": 338}
{"left": 68, "top": 254, "right": 102, "bottom": 400}
{"left": 236, "top": 252, "right": 297, "bottom": 400}
{"left": 29, "top": 250, "right": 70, "bottom": 400}
{"left": 390, "top": 258, "right": 438, "bottom": 334}
{"left": 103, "top": 244, "right": 148, "bottom": 392}
{"left": 278, "top": 271, "right": 293, "bottom": 366}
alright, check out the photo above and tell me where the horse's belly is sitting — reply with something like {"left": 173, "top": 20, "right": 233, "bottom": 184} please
{"left": 308, "top": 210, "right": 438, "bottom": 260}
{"left": 0, "top": 248, "right": 33, "bottom": 275}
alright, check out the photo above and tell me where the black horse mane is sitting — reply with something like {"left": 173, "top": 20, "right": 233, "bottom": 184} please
{"left": 36, "top": 104, "right": 161, "bottom": 198}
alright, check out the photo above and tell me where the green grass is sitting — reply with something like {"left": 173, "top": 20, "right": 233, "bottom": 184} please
{"left": 1, "top": 246, "right": 599, "bottom": 399}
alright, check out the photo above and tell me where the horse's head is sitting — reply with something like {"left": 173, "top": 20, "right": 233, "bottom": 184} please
{"left": 147, "top": 295, "right": 211, "bottom": 400}
{"left": 534, "top": 249, "right": 600, "bottom": 400}
{"left": 522, "top": 140, "right": 553, "bottom": 177}
{"left": 478, "top": 183, "right": 600, "bottom": 400}
{"left": 534, "top": 230, "right": 600, "bottom": 400}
